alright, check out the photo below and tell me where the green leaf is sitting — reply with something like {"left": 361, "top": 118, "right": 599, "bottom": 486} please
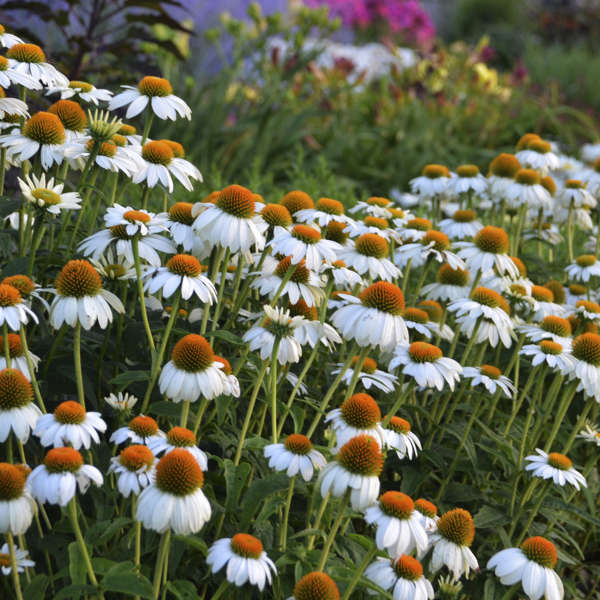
{"left": 149, "top": 400, "right": 181, "bottom": 417}
{"left": 224, "top": 459, "right": 251, "bottom": 513}
{"left": 174, "top": 535, "right": 208, "bottom": 555}
{"left": 54, "top": 584, "right": 98, "bottom": 599}
{"left": 474, "top": 505, "right": 511, "bottom": 529}
{"left": 206, "top": 329, "right": 246, "bottom": 345}
{"left": 23, "top": 574, "right": 49, "bottom": 600}
{"left": 109, "top": 370, "right": 150, "bottom": 387}
{"left": 85, "top": 517, "right": 132, "bottom": 546}
{"left": 166, "top": 580, "right": 202, "bottom": 600}
{"left": 0, "top": 196, "right": 23, "bottom": 218}
{"left": 68, "top": 541, "right": 87, "bottom": 586}
{"left": 240, "top": 472, "right": 289, "bottom": 529}
{"left": 102, "top": 563, "right": 154, "bottom": 599}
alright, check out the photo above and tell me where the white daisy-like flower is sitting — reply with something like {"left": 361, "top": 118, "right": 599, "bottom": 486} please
{"left": 18, "top": 173, "right": 81, "bottom": 215}
{"left": 28, "top": 447, "right": 103, "bottom": 506}
{"left": 520, "top": 341, "right": 576, "bottom": 374}
{"left": 338, "top": 233, "right": 399, "bottom": 281}
{"left": 504, "top": 169, "right": 553, "bottom": 211}
{"left": 0, "top": 111, "right": 66, "bottom": 170}
{"left": 110, "top": 415, "right": 164, "bottom": 446}
{"left": 109, "top": 76, "right": 191, "bottom": 120}
{"left": 581, "top": 142, "right": 600, "bottom": 164}
{"left": 49, "top": 259, "right": 125, "bottom": 330}
{"left": 206, "top": 534, "right": 276, "bottom": 591}
{"left": 569, "top": 332, "right": 600, "bottom": 400}
{"left": 291, "top": 310, "right": 342, "bottom": 350}
{"left": 294, "top": 196, "right": 352, "bottom": 226}
{"left": 212, "top": 355, "right": 240, "bottom": 398}
{"left": 558, "top": 179, "right": 596, "bottom": 209}
{"left": 0, "top": 26, "right": 23, "bottom": 48}
{"left": 34, "top": 401, "right": 106, "bottom": 450}
{"left": 530, "top": 286, "right": 567, "bottom": 321}
{"left": 318, "top": 434, "right": 383, "bottom": 510}
{"left": 0, "top": 369, "right": 42, "bottom": 443}
{"left": 0, "top": 543, "right": 35, "bottom": 574}
{"left": 269, "top": 224, "right": 340, "bottom": 271}
{"left": 525, "top": 449, "right": 586, "bottom": 490}
{"left": 136, "top": 449, "right": 210, "bottom": 535}
{"left": 0, "top": 53, "right": 40, "bottom": 89}
{"left": 365, "top": 491, "right": 429, "bottom": 557}
{"left": 132, "top": 140, "right": 201, "bottom": 192}
{"left": 192, "top": 185, "right": 265, "bottom": 254}
{"left": 90, "top": 251, "right": 136, "bottom": 282}
{"left": 394, "top": 230, "right": 465, "bottom": 271}
{"left": 570, "top": 299, "right": 600, "bottom": 323}
{"left": 144, "top": 254, "right": 216, "bottom": 303}
{"left": 390, "top": 342, "right": 462, "bottom": 391}
{"left": 252, "top": 256, "right": 325, "bottom": 307}
{"left": 108, "top": 445, "right": 155, "bottom": 498}
{"left": 159, "top": 334, "right": 227, "bottom": 403}
{"left": 438, "top": 209, "right": 483, "bottom": 240}
{"left": 518, "top": 315, "right": 573, "bottom": 348}
{"left": 320, "top": 259, "right": 365, "bottom": 289}
{"left": 455, "top": 226, "right": 519, "bottom": 278}
{"left": 409, "top": 164, "right": 452, "bottom": 199}
{"left": 448, "top": 287, "right": 514, "bottom": 348}
{"left": 0, "top": 463, "right": 36, "bottom": 535}
{"left": 6, "top": 43, "right": 68, "bottom": 87}
{"left": 64, "top": 137, "right": 139, "bottom": 176}
{"left": 462, "top": 365, "right": 515, "bottom": 398}
{"left": 326, "top": 392, "right": 386, "bottom": 451}
{"left": 516, "top": 140, "right": 560, "bottom": 175}
{"left": 243, "top": 305, "right": 306, "bottom": 365}
{"left": 0, "top": 93, "right": 28, "bottom": 120}
{"left": 332, "top": 355, "right": 398, "bottom": 393}
{"left": 104, "top": 391, "right": 138, "bottom": 412}
{"left": 577, "top": 421, "right": 600, "bottom": 446}
{"left": 0, "top": 332, "right": 39, "bottom": 381}
{"left": 344, "top": 215, "right": 398, "bottom": 242}
{"left": 429, "top": 508, "right": 478, "bottom": 580}
{"left": 46, "top": 80, "right": 113, "bottom": 105}
{"left": 163, "top": 201, "right": 205, "bottom": 254}
{"left": 449, "top": 164, "right": 487, "bottom": 197}
{"left": 422, "top": 263, "right": 471, "bottom": 302}
{"left": 0, "top": 284, "right": 38, "bottom": 332}
{"left": 488, "top": 536, "right": 564, "bottom": 600}
{"left": 331, "top": 282, "right": 409, "bottom": 352}
{"left": 349, "top": 196, "right": 394, "bottom": 218}
{"left": 365, "top": 555, "right": 434, "bottom": 600}
{"left": 384, "top": 416, "right": 422, "bottom": 460}
{"left": 264, "top": 434, "right": 326, "bottom": 481}
{"left": 414, "top": 498, "right": 439, "bottom": 533}
{"left": 565, "top": 254, "right": 600, "bottom": 282}
{"left": 148, "top": 426, "right": 208, "bottom": 471}
{"left": 398, "top": 218, "right": 433, "bottom": 242}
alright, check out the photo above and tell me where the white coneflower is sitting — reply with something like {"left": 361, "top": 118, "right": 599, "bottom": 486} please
{"left": 110, "top": 76, "right": 191, "bottom": 120}
{"left": 64, "top": 138, "right": 138, "bottom": 176}
{"left": 0, "top": 25, "right": 23, "bottom": 48}
{"left": 0, "top": 369, "right": 42, "bottom": 443}
{"left": 337, "top": 233, "right": 399, "bottom": 281}
{"left": 524, "top": 449, "right": 586, "bottom": 490}
{"left": 46, "top": 79, "right": 112, "bottom": 104}
{"left": 365, "top": 555, "right": 434, "bottom": 600}
{"left": 320, "top": 259, "right": 364, "bottom": 289}
{"left": 0, "top": 333, "right": 39, "bottom": 380}
{"left": 0, "top": 543, "right": 35, "bottom": 574}
{"left": 345, "top": 215, "right": 398, "bottom": 242}
{"left": 414, "top": 498, "right": 439, "bottom": 533}
{"left": 331, "top": 282, "right": 409, "bottom": 352}
{"left": 6, "top": 43, "right": 68, "bottom": 87}
{"left": 90, "top": 251, "right": 136, "bottom": 282}
{"left": 462, "top": 365, "right": 515, "bottom": 398}
{"left": 384, "top": 416, "right": 422, "bottom": 460}
{"left": 421, "top": 263, "right": 471, "bottom": 302}
{"left": 0, "top": 463, "right": 36, "bottom": 535}
{"left": 206, "top": 534, "right": 277, "bottom": 591}
{"left": 455, "top": 226, "right": 519, "bottom": 278}
{"left": 389, "top": 342, "right": 462, "bottom": 391}
{"left": 0, "top": 284, "right": 38, "bottom": 331}
{"left": 252, "top": 256, "right": 325, "bottom": 307}
{"left": 294, "top": 196, "right": 352, "bottom": 226}
{"left": 192, "top": 184, "right": 265, "bottom": 254}
{"left": 577, "top": 421, "right": 600, "bottom": 446}
{"left": 0, "top": 55, "right": 39, "bottom": 89}
{"left": 28, "top": 447, "right": 103, "bottom": 506}
{"left": 46, "top": 99, "right": 88, "bottom": 141}
{"left": 287, "top": 300, "right": 342, "bottom": 349}
{"left": 49, "top": 259, "right": 125, "bottom": 330}
{"left": 159, "top": 334, "right": 227, "bottom": 403}
{"left": 108, "top": 445, "right": 155, "bottom": 498}
{"left": 264, "top": 434, "right": 326, "bottom": 481}
{"left": 520, "top": 341, "right": 576, "bottom": 374}
{"left": 319, "top": 434, "right": 383, "bottom": 510}
{"left": 0, "top": 111, "right": 65, "bottom": 170}
{"left": 243, "top": 305, "right": 306, "bottom": 365}
{"left": 417, "top": 299, "right": 455, "bottom": 341}
{"left": 325, "top": 392, "right": 386, "bottom": 451}
{"left": 18, "top": 173, "right": 81, "bottom": 215}
{"left": 110, "top": 415, "right": 164, "bottom": 446}
{"left": 365, "top": 491, "right": 429, "bottom": 557}
{"left": 34, "top": 400, "right": 106, "bottom": 450}
{"left": 439, "top": 209, "right": 483, "bottom": 240}
{"left": 289, "top": 572, "right": 340, "bottom": 600}
{"left": 448, "top": 287, "right": 514, "bottom": 348}
{"left": 349, "top": 196, "right": 394, "bottom": 218}
{"left": 409, "top": 164, "right": 452, "bottom": 199}
{"left": 518, "top": 315, "right": 572, "bottom": 347}
{"left": 487, "top": 153, "right": 522, "bottom": 198}
{"left": 430, "top": 508, "right": 478, "bottom": 580}
{"left": 399, "top": 217, "right": 432, "bottom": 242}
{"left": 516, "top": 139, "right": 560, "bottom": 175}
{"left": 394, "top": 230, "right": 465, "bottom": 271}
{"left": 332, "top": 355, "right": 397, "bottom": 393}
{"left": 148, "top": 426, "right": 208, "bottom": 470}
{"left": 504, "top": 169, "right": 552, "bottom": 211}
{"left": 570, "top": 332, "right": 600, "bottom": 400}
{"left": 530, "top": 286, "right": 566, "bottom": 321}
{"left": 558, "top": 179, "right": 596, "bottom": 209}
{"left": 449, "top": 164, "right": 487, "bottom": 197}
{"left": 164, "top": 202, "right": 204, "bottom": 254}
{"left": 488, "top": 536, "right": 564, "bottom": 600}
{"left": 104, "top": 391, "right": 138, "bottom": 412}
{"left": 565, "top": 254, "right": 600, "bottom": 282}
{"left": 136, "top": 449, "right": 211, "bottom": 534}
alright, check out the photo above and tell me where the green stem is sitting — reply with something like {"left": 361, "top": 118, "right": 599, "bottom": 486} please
{"left": 279, "top": 476, "right": 295, "bottom": 551}
{"left": 401, "top": 258, "right": 412, "bottom": 297}
{"left": 6, "top": 532, "right": 24, "bottom": 600}
{"left": 517, "top": 367, "right": 547, "bottom": 468}
{"left": 132, "top": 236, "right": 156, "bottom": 353}
{"left": 381, "top": 379, "right": 412, "bottom": 427}
{"left": 307, "top": 492, "right": 330, "bottom": 550}
{"left": 515, "top": 480, "right": 552, "bottom": 546}
{"left": 26, "top": 223, "right": 46, "bottom": 277}
{"left": 561, "top": 397, "right": 594, "bottom": 454}
{"left": 152, "top": 530, "right": 171, "bottom": 600}
{"left": 141, "top": 110, "right": 154, "bottom": 145}
{"left": 270, "top": 339, "right": 281, "bottom": 444}
{"left": 0, "top": 148, "right": 6, "bottom": 195}
{"left": 410, "top": 258, "right": 431, "bottom": 304}
{"left": 73, "top": 323, "right": 86, "bottom": 409}
{"left": 503, "top": 365, "right": 541, "bottom": 436}
{"left": 180, "top": 400, "right": 191, "bottom": 428}
{"left": 210, "top": 580, "right": 229, "bottom": 600}
{"left": 192, "top": 397, "right": 210, "bottom": 436}
{"left": 343, "top": 346, "right": 369, "bottom": 401}
{"left": 543, "top": 381, "right": 578, "bottom": 452}
{"left": 317, "top": 490, "right": 350, "bottom": 571}
{"left": 270, "top": 263, "right": 297, "bottom": 307}
{"left": 341, "top": 544, "right": 377, "bottom": 600}
{"left": 2, "top": 323, "right": 10, "bottom": 368}
{"left": 209, "top": 248, "right": 231, "bottom": 341}
{"left": 567, "top": 199, "right": 575, "bottom": 263}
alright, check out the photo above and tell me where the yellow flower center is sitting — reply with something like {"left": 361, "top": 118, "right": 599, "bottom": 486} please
{"left": 129, "top": 415, "right": 159, "bottom": 437}
{"left": 353, "top": 355, "right": 377, "bottom": 374}
{"left": 138, "top": 75, "right": 173, "bottom": 97}
{"left": 565, "top": 179, "right": 583, "bottom": 189}
{"left": 422, "top": 164, "right": 450, "bottom": 178}
{"left": 393, "top": 555, "right": 423, "bottom": 581}
{"left": 514, "top": 168, "right": 541, "bottom": 186}
{"left": 367, "top": 196, "right": 390, "bottom": 207}
{"left": 169, "top": 202, "right": 194, "bottom": 225}
{"left": 415, "top": 498, "right": 437, "bottom": 518}
{"left": 340, "top": 393, "right": 381, "bottom": 429}
{"left": 48, "top": 100, "right": 87, "bottom": 132}
{"left": 570, "top": 283, "right": 587, "bottom": 296}
{"left": 516, "top": 133, "right": 541, "bottom": 151}
{"left": 576, "top": 299, "right": 600, "bottom": 314}
{"left": 155, "top": 449, "right": 203, "bottom": 496}
{"left": 421, "top": 230, "right": 450, "bottom": 251}
{"left": 456, "top": 164, "right": 479, "bottom": 178}
{"left": 68, "top": 80, "right": 94, "bottom": 93}
{"left": 0, "top": 275, "right": 34, "bottom": 297}
{"left": 44, "top": 447, "right": 84, "bottom": 473}
{"left": 437, "top": 508, "right": 475, "bottom": 546}
{"left": 166, "top": 426, "right": 196, "bottom": 448}
{"left": 474, "top": 226, "right": 509, "bottom": 254}
{"left": 325, "top": 221, "right": 348, "bottom": 244}
{"left": 167, "top": 254, "right": 202, "bottom": 277}
{"left": 404, "top": 307, "right": 429, "bottom": 324}
{"left": 293, "top": 572, "right": 340, "bottom": 600}
{"left": 388, "top": 416, "right": 411, "bottom": 434}
{"left": 572, "top": 333, "right": 600, "bottom": 366}
{"left": 56, "top": 259, "right": 102, "bottom": 297}
{"left": 437, "top": 263, "right": 469, "bottom": 286}
{"left": 0, "top": 284, "right": 22, "bottom": 307}
{"left": 336, "top": 434, "right": 383, "bottom": 476}
{"left": 274, "top": 256, "right": 310, "bottom": 285}
{"left": 289, "top": 299, "right": 318, "bottom": 321}
{"left": 577, "top": 254, "right": 597, "bottom": 267}
{"left": 86, "top": 139, "right": 117, "bottom": 157}
{"left": 281, "top": 190, "right": 314, "bottom": 215}
{"left": 230, "top": 533, "right": 263, "bottom": 559}
{"left": 316, "top": 197, "right": 344, "bottom": 215}
{"left": 292, "top": 224, "right": 321, "bottom": 245}
{"left": 359, "top": 281, "right": 405, "bottom": 315}
{"left": 471, "top": 286, "right": 503, "bottom": 309}
{"left": 6, "top": 43, "right": 45, "bottom": 63}
{"left": 141, "top": 140, "right": 173, "bottom": 166}
{"left": 261, "top": 204, "right": 292, "bottom": 228}
{"left": 0, "top": 334, "right": 22, "bottom": 358}
{"left": 118, "top": 124, "right": 137, "bottom": 136}
{"left": 111, "top": 134, "right": 127, "bottom": 147}
{"left": 490, "top": 153, "right": 521, "bottom": 178}
{"left": 527, "top": 139, "right": 552, "bottom": 154}
{"left": 407, "top": 218, "right": 432, "bottom": 232}
{"left": 355, "top": 233, "right": 388, "bottom": 258}
{"left": 159, "top": 139, "right": 185, "bottom": 158}
{"left": 541, "top": 176, "right": 556, "bottom": 195}
{"left": 23, "top": 112, "right": 66, "bottom": 145}
{"left": 119, "top": 445, "right": 154, "bottom": 471}
{"left": 480, "top": 364, "right": 501, "bottom": 379}
{"left": 54, "top": 400, "right": 86, "bottom": 424}
{"left": 216, "top": 184, "right": 255, "bottom": 218}
{"left": 31, "top": 188, "right": 61, "bottom": 206}
{"left": 539, "top": 340, "right": 562, "bottom": 355}
{"left": 417, "top": 300, "right": 443, "bottom": 322}
{"left": 364, "top": 216, "right": 389, "bottom": 229}
{"left": 531, "top": 285, "right": 554, "bottom": 303}
{"left": 172, "top": 334, "right": 214, "bottom": 372}
{"left": 541, "top": 316, "right": 571, "bottom": 337}
{"left": 520, "top": 536, "right": 557, "bottom": 568}
{"left": 0, "top": 463, "right": 27, "bottom": 500}
{"left": 284, "top": 433, "right": 313, "bottom": 455}
{"left": 379, "top": 491, "right": 414, "bottom": 519}
{"left": 110, "top": 225, "right": 132, "bottom": 240}
{"left": 408, "top": 341, "right": 442, "bottom": 363}
{"left": 452, "top": 209, "right": 476, "bottom": 223}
